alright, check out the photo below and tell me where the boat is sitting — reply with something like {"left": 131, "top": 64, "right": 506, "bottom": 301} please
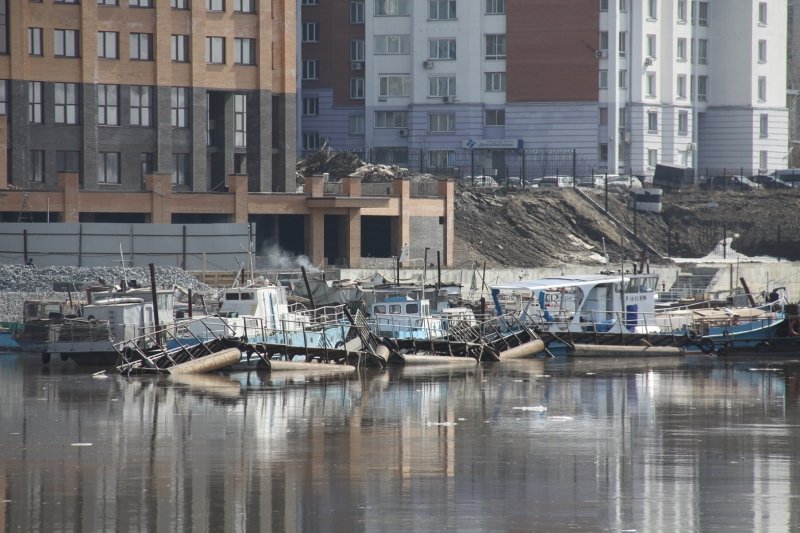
{"left": 367, "top": 295, "right": 476, "bottom": 340}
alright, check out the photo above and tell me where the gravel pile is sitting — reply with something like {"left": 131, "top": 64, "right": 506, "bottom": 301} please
{"left": 0, "top": 265, "right": 212, "bottom": 323}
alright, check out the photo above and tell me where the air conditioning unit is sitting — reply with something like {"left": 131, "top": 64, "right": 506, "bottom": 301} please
{"left": 398, "top": 129, "right": 408, "bottom": 136}
{"left": 442, "top": 96, "right": 451, "bottom": 103}
{"left": 377, "top": 96, "right": 387, "bottom": 102}
{"left": 619, "top": 127, "right": 630, "bottom": 142}
{"left": 644, "top": 56, "right": 654, "bottom": 66}
{"left": 595, "top": 49, "right": 608, "bottom": 59}
{"left": 351, "top": 61, "right": 364, "bottom": 71}
{"left": 423, "top": 60, "right": 434, "bottom": 69}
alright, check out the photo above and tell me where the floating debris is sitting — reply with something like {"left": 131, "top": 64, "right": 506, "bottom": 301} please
{"left": 513, "top": 406, "right": 547, "bottom": 412}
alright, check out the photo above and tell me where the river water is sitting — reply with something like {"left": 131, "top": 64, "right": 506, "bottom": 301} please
{"left": 2, "top": 352, "right": 800, "bottom": 532}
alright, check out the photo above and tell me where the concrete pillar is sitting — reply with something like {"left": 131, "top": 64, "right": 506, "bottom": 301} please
{"left": 227, "top": 174, "right": 249, "bottom": 224}
{"left": 0, "top": 116, "right": 7, "bottom": 189}
{"left": 306, "top": 174, "right": 325, "bottom": 197}
{"left": 346, "top": 208, "right": 361, "bottom": 268}
{"left": 307, "top": 210, "right": 325, "bottom": 267}
{"left": 342, "top": 175, "right": 362, "bottom": 197}
{"left": 438, "top": 179, "right": 455, "bottom": 267}
{"left": 58, "top": 172, "right": 80, "bottom": 222}
{"left": 393, "top": 178, "right": 411, "bottom": 256}
{"left": 145, "top": 173, "right": 173, "bottom": 224}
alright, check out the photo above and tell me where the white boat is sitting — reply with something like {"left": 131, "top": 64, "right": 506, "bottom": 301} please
{"left": 368, "top": 295, "right": 477, "bottom": 340}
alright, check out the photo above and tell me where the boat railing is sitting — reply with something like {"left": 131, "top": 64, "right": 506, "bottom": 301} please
{"left": 370, "top": 314, "right": 446, "bottom": 339}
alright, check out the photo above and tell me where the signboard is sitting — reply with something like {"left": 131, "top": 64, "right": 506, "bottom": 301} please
{"left": 462, "top": 138, "right": 524, "bottom": 150}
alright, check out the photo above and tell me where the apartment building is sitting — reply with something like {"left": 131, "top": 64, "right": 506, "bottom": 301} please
{"left": 0, "top": 0, "right": 296, "bottom": 198}
{"left": 300, "top": 0, "right": 789, "bottom": 176}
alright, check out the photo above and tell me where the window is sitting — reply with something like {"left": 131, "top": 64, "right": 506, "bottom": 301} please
{"left": 759, "top": 151, "right": 768, "bottom": 171}
{"left": 697, "top": 39, "right": 708, "bottom": 65}
{"left": 130, "top": 33, "right": 153, "bottom": 60}
{"left": 302, "top": 22, "right": 319, "bottom": 42}
{"left": 677, "top": 74, "right": 686, "bottom": 98}
{"left": 375, "top": 110, "right": 408, "bottom": 128}
{"left": 206, "top": 36, "right": 225, "bottom": 63}
{"left": 171, "top": 0, "right": 189, "bottom": 8}
{"left": 599, "top": 32, "right": 608, "bottom": 51}
{"left": 697, "top": 75, "right": 708, "bottom": 101}
{"left": 484, "top": 109, "right": 505, "bottom": 126}
{"left": 234, "top": 0, "right": 255, "bottom": 12}
{"left": 374, "top": 35, "right": 410, "bottom": 55}
{"left": 647, "top": 0, "right": 657, "bottom": 19}
{"left": 98, "top": 0, "right": 120, "bottom": 5}
{"left": 97, "top": 31, "right": 118, "bottom": 59}
{"left": 618, "top": 31, "right": 626, "bottom": 57}
{"left": 350, "top": 1, "right": 365, "bottom": 23}
{"left": 140, "top": 152, "right": 154, "bottom": 181}
{"left": 55, "top": 29, "right": 79, "bottom": 57}
{"left": 599, "top": 107, "right": 608, "bottom": 126}
{"left": 429, "top": 0, "right": 456, "bottom": 20}
{"left": 485, "top": 72, "right": 506, "bottom": 92}
{"left": 599, "top": 69, "right": 608, "bottom": 89}
{"left": 55, "top": 83, "right": 79, "bottom": 124}
{"left": 600, "top": 0, "right": 608, "bottom": 12}
{"left": 350, "top": 78, "right": 365, "bottom": 99}
{"left": 302, "top": 0, "right": 320, "bottom": 4}
{"left": 379, "top": 75, "right": 410, "bottom": 97}
{"left": 677, "top": 38, "right": 686, "bottom": 61}
{"left": 375, "top": 0, "right": 410, "bottom": 16}
{"left": 29, "top": 28, "right": 43, "bottom": 56}
{"left": 98, "top": 152, "right": 120, "bottom": 184}
{"left": 678, "top": 111, "right": 688, "bottom": 134}
{"left": 758, "top": 2, "right": 767, "bottom": 25}
{"left": 758, "top": 40, "right": 767, "bottom": 63}
{"left": 760, "top": 114, "right": 768, "bottom": 138}
{"left": 697, "top": 2, "right": 708, "bottom": 25}
{"left": 646, "top": 34, "right": 656, "bottom": 58}
{"left": 428, "top": 113, "right": 455, "bottom": 133}
{"left": 646, "top": 73, "right": 656, "bottom": 97}
{"left": 648, "top": 149, "right": 657, "bottom": 168}
{"left": 302, "top": 132, "right": 320, "bottom": 151}
{"left": 171, "top": 87, "right": 189, "bottom": 127}
{"left": 302, "top": 59, "right": 319, "bottom": 80}
{"left": 486, "top": 0, "right": 505, "bottom": 14}
{"left": 619, "top": 0, "right": 627, "bottom": 12}
{"left": 57, "top": 151, "right": 81, "bottom": 173}
{"left": 350, "top": 39, "right": 365, "bottom": 61}
{"left": 429, "top": 39, "right": 456, "bottom": 60}
{"left": 0, "top": 80, "right": 7, "bottom": 115}
{"left": 485, "top": 34, "right": 506, "bottom": 59}
{"left": 349, "top": 115, "right": 365, "bottom": 135}
{"left": 599, "top": 143, "right": 608, "bottom": 162}
{"left": 647, "top": 111, "right": 658, "bottom": 132}
{"left": 28, "top": 82, "right": 43, "bottom": 124}
{"left": 31, "top": 151, "right": 45, "bottom": 182}
{"left": 171, "top": 35, "right": 189, "bottom": 62}
{"left": 302, "top": 97, "right": 319, "bottom": 116}
{"left": 757, "top": 76, "right": 766, "bottom": 102}
{"left": 97, "top": 84, "right": 119, "bottom": 125}
{"left": 130, "top": 86, "right": 152, "bottom": 126}
{"left": 429, "top": 150, "right": 453, "bottom": 167}
{"left": 234, "top": 93, "right": 247, "bottom": 147}
{"left": 207, "top": 0, "right": 224, "bottom": 11}
{"left": 172, "top": 154, "right": 189, "bottom": 185}
{"left": 234, "top": 38, "right": 256, "bottom": 65}
{"left": 429, "top": 76, "right": 456, "bottom": 97}
{"left": 618, "top": 70, "right": 627, "bottom": 89}
{"left": 130, "top": 0, "right": 154, "bottom": 6}
{"left": 677, "top": 0, "right": 686, "bottom": 22}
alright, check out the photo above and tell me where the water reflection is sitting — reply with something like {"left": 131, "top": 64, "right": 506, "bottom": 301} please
{"left": 2, "top": 353, "right": 800, "bottom": 531}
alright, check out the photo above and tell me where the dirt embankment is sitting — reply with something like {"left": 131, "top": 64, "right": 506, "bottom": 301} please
{"left": 454, "top": 185, "right": 800, "bottom": 268}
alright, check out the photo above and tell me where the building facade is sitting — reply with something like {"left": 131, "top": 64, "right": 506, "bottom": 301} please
{"left": 301, "top": 0, "right": 789, "bottom": 177}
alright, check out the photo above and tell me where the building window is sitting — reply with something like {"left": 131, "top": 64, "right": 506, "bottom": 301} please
{"left": 172, "top": 153, "right": 189, "bottom": 185}
{"left": 28, "top": 82, "right": 43, "bottom": 124}
{"left": 29, "top": 28, "right": 43, "bottom": 56}
{"left": 171, "top": 0, "right": 189, "bottom": 8}
{"left": 350, "top": 78, "right": 365, "bottom": 99}
{"left": 486, "top": 0, "right": 505, "bottom": 14}
{"left": 130, "top": 0, "right": 154, "bottom": 6}
{"left": 677, "top": 74, "right": 687, "bottom": 98}
{"left": 374, "top": 35, "right": 411, "bottom": 55}
{"left": 130, "top": 33, "right": 153, "bottom": 60}
{"left": 130, "top": 86, "right": 152, "bottom": 126}
{"left": 647, "top": 149, "right": 657, "bottom": 168}
{"left": 206, "top": 36, "right": 226, "bottom": 63}
{"left": 379, "top": 75, "right": 411, "bottom": 97}
{"left": 302, "top": 97, "right": 319, "bottom": 116}
{"left": 302, "top": 132, "right": 320, "bottom": 151}
{"left": 758, "top": 2, "right": 767, "bottom": 24}
{"left": 302, "top": 0, "right": 320, "bottom": 4}
{"left": 429, "top": 76, "right": 456, "bottom": 97}
{"left": 98, "top": 31, "right": 119, "bottom": 59}
{"left": 375, "top": 110, "right": 408, "bottom": 128}
{"left": 599, "top": 107, "right": 608, "bottom": 126}
{"left": 98, "top": 0, "right": 119, "bottom": 5}
{"left": 646, "top": 34, "right": 656, "bottom": 58}
{"left": 428, "top": 113, "right": 455, "bottom": 133}
{"left": 98, "top": 84, "right": 119, "bottom": 126}
{"left": 757, "top": 76, "right": 766, "bottom": 102}
{"left": 171, "top": 87, "right": 189, "bottom": 127}
{"left": 599, "top": 70, "right": 608, "bottom": 89}
{"left": 302, "top": 22, "right": 319, "bottom": 43}
{"left": 57, "top": 151, "right": 81, "bottom": 173}
{"left": 0, "top": 80, "right": 7, "bottom": 115}
{"left": 98, "top": 152, "right": 120, "bottom": 184}
{"left": 677, "top": 0, "right": 686, "bottom": 22}
{"left": 429, "top": 0, "right": 456, "bottom": 20}
{"left": 599, "top": 143, "right": 608, "bottom": 162}
{"left": 677, "top": 38, "right": 686, "bottom": 61}
{"left": 428, "top": 150, "right": 453, "bottom": 167}
{"left": 375, "top": 0, "right": 410, "bottom": 16}
{"left": 759, "top": 151, "right": 768, "bottom": 171}
{"left": 647, "top": 0, "right": 657, "bottom": 19}
{"left": 758, "top": 40, "right": 767, "bottom": 63}
{"left": 697, "top": 1, "right": 708, "bottom": 25}
{"left": 697, "top": 39, "right": 708, "bottom": 64}
{"left": 140, "top": 152, "right": 154, "bottom": 181}
{"left": 429, "top": 39, "right": 456, "bottom": 60}
{"left": 302, "top": 59, "right": 319, "bottom": 80}
{"left": 485, "top": 72, "right": 506, "bottom": 92}
{"left": 600, "top": 0, "right": 608, "bottom": 12}
{"left": 618, "top": 31, "right": 626, "bottom": 57}
{"left": 619, "top": 0, "right": 627, "bottom": 12}
{"left": 207, "top": 0, "right": 225, "bottom": 11}
{"left": 599, "top": 31, "right": 608, "bottom": 51}
{"left": 234, "top": 93, "right": 247, "bottom": 147}
{"left": 55, "top": 29, "right": 79, "bottom": 57}
{"left": 646, "top": 73, "right": 656, "bottom": 97}
{"left": 760, "top": 114, "right": 768, "bottom": 138}
{"left": 55, "top": 82, "right": 79, "bottom": 124}
{"left": 618, "top": 70, "right": 627, "bottom": 89}
{"left": 349, "top": 115, "right": 365, "bottom": 135}
{"left": 350, "top": 39, "right": 365, "bottom": 61}
{"left": 172, "top": 35, "right": 189, "bottom": 62}
{"left": 234, "top": 0, "right": 255, "bottom": 12}
{"left": 647, "top": 111, "right": 658, "bottom": 133}
{"left": 484, "top": 109, "right": 505, "bottom": 126}
{"left": 485, "top": 34, "right": 506, "bottom": 59}
{"left": 31, "top": 150, "right": 45, "bottom": 182}
{"left": 234, "top": 38, "right": 256, "bottom": 65}
{"left": 697, "top": 75, "right": 708, "bottom": 101}
{"left": 678, "top": 110, "right": 688, "bottom": 134}
{"left": 350, "top": 1, "right": 365, "bottom": 22}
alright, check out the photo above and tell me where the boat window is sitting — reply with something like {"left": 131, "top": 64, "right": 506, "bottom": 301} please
{"left": 225, "top": 293, "right": 240, "bottom": 300}
{"left": 406, "top": 303, "right": 419, "bottom": 314}
{"left": 374, "top": 305, "right": 386, "bottom": 314}
{"left": 240, "top": 293, "right": 254, "bottom": 300}
{"left": 389, "top": 304, "right": 402, "bottom": 314}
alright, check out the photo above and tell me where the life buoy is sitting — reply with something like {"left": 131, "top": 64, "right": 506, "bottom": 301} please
{"left": 788, "top": 318, "right": 800, "bottom": 337}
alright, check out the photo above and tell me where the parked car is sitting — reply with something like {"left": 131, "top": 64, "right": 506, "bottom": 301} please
{"left": 461, "top": 175, "right": 499, "bottom": 188}
{"left": 539, "top": 175, "right": 574, "bottom": 188}
{"left": 594, "top": 175, "right": 642, "bottom": 190}
{"left": 749, "top": 174, "right": 791, "bottom": 189}
{"left": 701, "top": 175, "right": 759, "bottom": 191}
{"left": 771, "top": 169, "right": 800, "bottom": 187}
